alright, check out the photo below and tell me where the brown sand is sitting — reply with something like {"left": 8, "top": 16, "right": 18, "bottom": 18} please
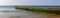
{"left": 47, "top": 14, "right": 60, "bottom": 18}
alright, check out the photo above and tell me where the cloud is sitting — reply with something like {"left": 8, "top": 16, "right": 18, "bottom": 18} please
{"left": 0, "top": 0, "right": 59, "bottom": 5}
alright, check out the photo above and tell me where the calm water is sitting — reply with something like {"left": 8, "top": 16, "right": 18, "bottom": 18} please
{"left": 21, "top": 6, "right": 60, "bottom": 8}
{"left": 0, "top": 6, "right": 47, "bottom": 18}
{"left": 28, "top": 6, "right": 60, "bottom": 8}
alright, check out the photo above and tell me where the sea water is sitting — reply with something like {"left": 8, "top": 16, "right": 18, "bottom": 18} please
{"left": 0, "top": 6, "right": 56, "bottom": 18}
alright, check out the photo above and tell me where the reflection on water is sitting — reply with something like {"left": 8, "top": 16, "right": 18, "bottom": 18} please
{"left": 0, "top": 6, "right": 47, "bottom": 18}
{"left": 0, "top": 10, "right": 47, "bottom": 18}
{"left": 0, "top": 10, "right": 32, "bottom": 18}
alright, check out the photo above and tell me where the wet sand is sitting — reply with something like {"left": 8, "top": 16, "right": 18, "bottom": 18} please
{"left": 0, "top": 10, "right": 60, "bottom": 18}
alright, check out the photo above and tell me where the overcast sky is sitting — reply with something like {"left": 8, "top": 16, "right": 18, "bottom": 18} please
{"left": 0, "top": 0, "right": 59, "bottom": 6}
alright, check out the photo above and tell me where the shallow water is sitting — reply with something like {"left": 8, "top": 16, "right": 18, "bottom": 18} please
{"left": 0, "top": 6, "right": 48, "bottom": 18}
{"left": 0, "top": 10, "right": 29, "bottom": 18}
{"left": 0, "top": 10, "right": 48, "bottom": 18}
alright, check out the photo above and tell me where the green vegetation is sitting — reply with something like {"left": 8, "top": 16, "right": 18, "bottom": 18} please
{"left": 15, "top": 6, "right": 60, "bottom": 15}
{"left": 15, "top": 6, "right": 47, "bottom": 12}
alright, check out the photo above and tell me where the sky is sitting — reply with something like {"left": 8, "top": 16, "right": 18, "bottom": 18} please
{"left": 0, "top": 0, "right": 59, "bottom": 6}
